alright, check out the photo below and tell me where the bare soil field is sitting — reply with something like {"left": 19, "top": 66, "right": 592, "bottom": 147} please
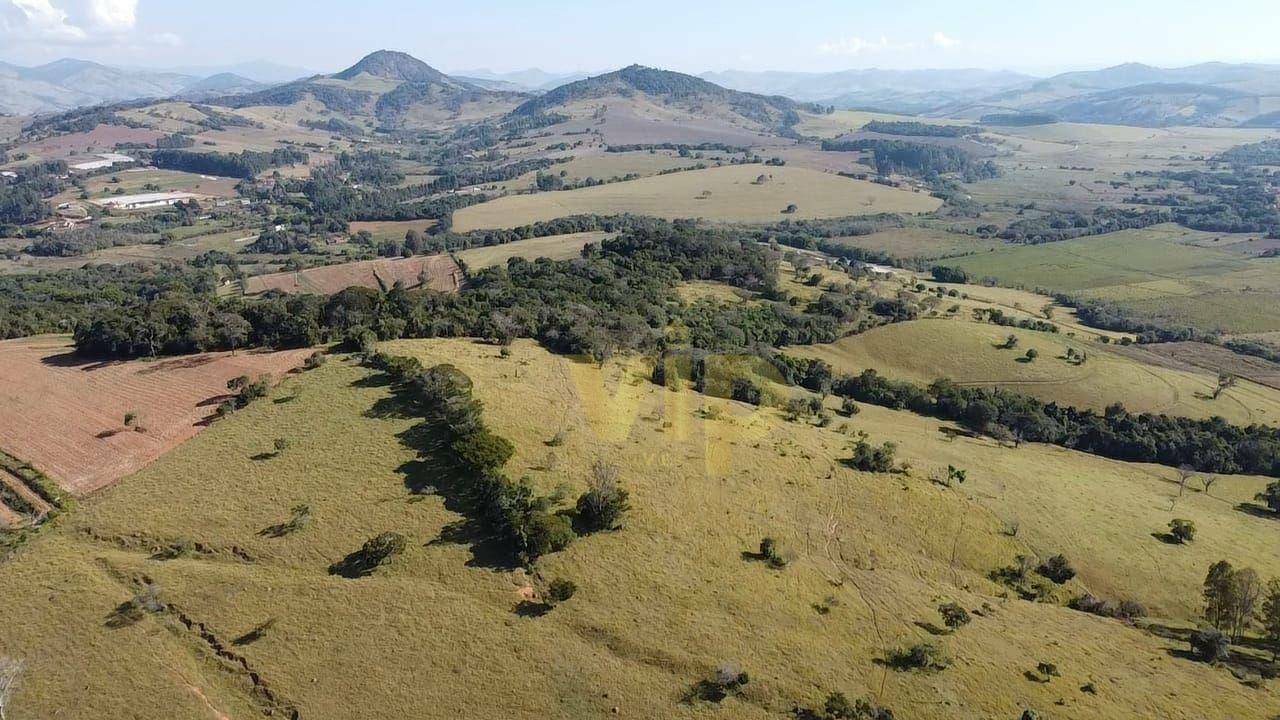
{"left": 454, "top": 164, "right": 941, "bottom": 230}
{"left": 10, "top": 124, "right": 164, "bottom": 160}
{"left": 242, "top": 254, "right": 463, "bottom": 295}
{"left": 0, "top": 335, "right": 314, "bottom": 495}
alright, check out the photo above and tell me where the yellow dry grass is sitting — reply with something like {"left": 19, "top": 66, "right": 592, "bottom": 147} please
{"left": 1, "top": 339, "right": 1276, "bottom": 719}
{"left": 453, "top": 164, "right": 941, "bottom": 231}
{"left": 789, "top": 319, "right": 1280, "bottom": 426}
{"left": 455, "top": 232, "right": 610, "bottom": 270}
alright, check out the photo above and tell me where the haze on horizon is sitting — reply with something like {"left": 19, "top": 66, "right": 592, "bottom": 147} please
{"left": 1, "top": 0, "right": 1278, "bottom": 79}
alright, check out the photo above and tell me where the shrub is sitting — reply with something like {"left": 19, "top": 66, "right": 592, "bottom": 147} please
{"left": 886, "top": 642, "right": 948, "bottom": 672}
{"left": 847, "top": 433, "right": 897, "bottom": 473}
{"left": 328, "top": 532, "right": 406, "bottom": 578}
{"left": 840, "top": 398, "right": 860, "bottom": 416}
{"left": 938, "top": 602, "right": 971, "bottom": 630}
{"left": 546, "top": 578, "right": 577, "bottom": 604}
{"left": 302, "top": 351, "right": 326, "bottom": 370}
{"left": 1037, "top": 554, "right": 1076, "bottom": 584}
{"left": 1189, "top": 628, "right": 1230, "bottom": 663}
{"left": 453, "top": 429, "right": 515, "bottom": 475}
{"left": 731, "top": 377, "right": 763, "bottom": 405}
{"left": 1169, "top": 518, "right": 1196, "bottom": 543}
{"left": 687, "top": 664, "right": 750, "bottom": 703}
{"left": 575, "top": 460, "right": 630, "bottom": 533}
{"left": 759, "top": 537, "right": 788, "bottom": 568}
{"left": 795, "top": 692, "right": 896, "bottom": 720}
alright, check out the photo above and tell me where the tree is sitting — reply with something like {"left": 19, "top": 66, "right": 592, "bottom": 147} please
{"left": 273, "top": 438, "right": 291, "bottom": 455}
{"left": 1204, "top": 560, "right": 1237, "bottom": 631}
{"left": 1190, "top": 628, "right": 1230, "bottom": 663}
{"left": 1229, "top": 568, "right": 1263, "bottom": 642}
{"left": 782, "top": 203, "right": 798, "bottom": 214}
{"left": 1024, "top": 348, "right": 1039, "bottom": 362}
{"left": 0, "top": 656, "right": 22, "bottom": 720}
{"left": 938, "top": 602, "right": 971, "bottom": 630}
{"left": 1037, "top": 554, "right": 1075, "bottom": 584}
{"left": 1213, "top": 372, "right": 1237, "bottom": 400}
{"left": 1262, "top": 578, "right": 1280, "bottom": 661}
{"left": 575, "top": 460, "right": 630, "bottom": 533}
{"left": 1168, "top": 518, "right": 1196, "bottom": 543}
{"left": 1256, "top": 481, "right": 1280, "bottom": 514}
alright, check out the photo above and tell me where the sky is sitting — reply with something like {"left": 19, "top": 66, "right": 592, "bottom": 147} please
{"left": 2, "top": 0, "right": 1279, "bottom": 77}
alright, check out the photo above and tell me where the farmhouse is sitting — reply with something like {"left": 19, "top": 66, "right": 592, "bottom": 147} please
{"left": 92, "top": 191, "right": 199, "bottom": 210}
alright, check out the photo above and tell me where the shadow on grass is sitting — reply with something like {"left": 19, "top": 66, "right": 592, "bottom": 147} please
{"left": 1150, "top": 532, "right": 1184, "bottom": 545}
{"left": 1146, "top": 622, "right": 1279, "bottom": 675}
{"left": 371, "top": 375, "right": 519, "bottom": 570}
{"left": 1236, "top": 502, "right": 1279, "bottom": 520}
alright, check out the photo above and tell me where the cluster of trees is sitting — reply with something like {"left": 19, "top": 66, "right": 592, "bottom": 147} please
{"left": 0, "top": 159, "right": 68, "bottom": 227}
{"left": 1197, "top": 560, "right": 1280, "bottom": 662}
{"left": 820, "top": 138, "right": 999, "bottom": 182}
{"left": 1060, "top": 296, "right": 1208, "bottom": 343}
{"left": 772, "top": 360, "right": 1280, "bottom": 477}
{"left": 366, "top": 353, "right": 625, "bottom": 564}
{"left": 151, "top": 147, "right": 309, "bottom": 179}
{"left": 862, "top": 120, "right": 980, "bottom": 137}
{"left": 997, "top": 207, "right": 1169, "bottom": 244}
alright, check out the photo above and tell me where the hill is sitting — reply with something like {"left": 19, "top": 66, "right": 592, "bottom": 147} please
{"left": 0, "top": 58, "right": 197, "bottom": 115}
{"left": 207, "top": 50, "right": 526, "bottom": 130}
{"left": 512, "top": 65, "right": 819, "bottom": 137}
{"left": 1, "top": 338, "right": 1276, "bottom": 718}
{"left": 938, "top": 62, "right": 1280, "bottom": 127}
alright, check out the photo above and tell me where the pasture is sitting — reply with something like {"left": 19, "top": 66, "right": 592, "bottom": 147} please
{"left": 241, "top": 255, "right": 463, "bottom": 296}
{"left": 453, "top": 164, "right": 941, "bottom": 230}
{"left": 0, "top": 335, "right": 313, "bottom": 495}
{"left": 950, "top": 224, "right": 1280, "bottom": 334}
{"left": 455, "top": 231, "right": 609, "bottom": 269}
{"left": 789, "top": 319, "right": 1280, "bottom": 426}
{"left": 0, "top": 338, "right": 1274, "bottom": 719}
{"left": 348, "top": 218, "right": 439, "bottom": 241}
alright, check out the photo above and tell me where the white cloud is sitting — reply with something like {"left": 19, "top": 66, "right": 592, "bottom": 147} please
{"left": 150, "top": 31, "right": 181, "bottom": 47}
{"left": 0, "top": 0, "right": 141, "bottom": 45}
{"left": 931, "top": 31, "right": 960, "bottom": 49}
{"left": 88, "top": 0, "right": 136, "bottom": 31}
{"left": 817, "top": 35, "right": 901, "bottom": 56}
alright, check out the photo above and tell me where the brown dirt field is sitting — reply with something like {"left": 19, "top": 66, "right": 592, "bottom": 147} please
{"left": 0, "top": 335, "right": 314, "bottom": 495}
{"left": 1113, "top": 341, "right": 1280, "bottom": 392}
{"left": 13, "top": 124, "right": 164, "bottom": 158}
{"left": 242, "top": 255, "right": 463, "bottom": 296}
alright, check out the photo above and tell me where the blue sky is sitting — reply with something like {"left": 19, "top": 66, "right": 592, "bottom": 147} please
{"left": 2, "top": 0, "right": 1279, "bottom": 76}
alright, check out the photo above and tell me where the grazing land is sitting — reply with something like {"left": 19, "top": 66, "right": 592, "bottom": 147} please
{"left": 453, "top": 164, "right": 941, "bottom": 230}
{"left": 0, "top": 335, "right": 313, "bottom": 495}
{"left": 951, "top": 224, "right": 1280, "bottom": 334}
{"left": 0, "top": 339, "right": 1274, "bottom": 719}
{"left": 789, "top": 319, "right": 1280, "bottom": 426}
{"left": 348, "top": 219, "right": 439, "bottom": 241}
{"left": 241, "top": 255, "right": 463, "bottom": 295}
{"left": 455, "top": 231, "right": 609, "bottom": 269}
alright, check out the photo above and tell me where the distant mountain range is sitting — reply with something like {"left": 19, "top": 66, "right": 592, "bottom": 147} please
{"left": 5, "top": 54, "right": 1280, "bottom": 129}
{"left": 936, "top": 62, "right": 1280, "bottom": 127}
{"left": 0, "top": 58, "right": 269, "bottom": 115}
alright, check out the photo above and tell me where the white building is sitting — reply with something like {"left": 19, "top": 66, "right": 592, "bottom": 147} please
{"left": 70, "top": 153, "right": 136, "bottom": 172}
{"left": 93, "top": 191, "right": 199, "bottom": 210}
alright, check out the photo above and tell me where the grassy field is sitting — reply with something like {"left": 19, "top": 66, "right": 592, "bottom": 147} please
{"left": 950, "top": 224, "right": 1280, "bottom": 334}
{"left": 453, "top": 164, "right": 941, "bottom": 231}
{"left": 455, "top": 232, "right": 609, "bottom": 269}
{"left": 826, "top": 226, "right": 1006, "bottom": 261}
{"left": 789, "top": 319, "right": 1280, "bottom": 426}
{"left": 348, "top": 218, "right": 439, "bottom": 241}
{"left": 1, "top": 338, "right": 1277, "bottom": 719}
{"left": 54, "top": 168, "right": 241, "bottom": 204}
{"left": 794, "top": 110, "right": 969, "bottom": 139}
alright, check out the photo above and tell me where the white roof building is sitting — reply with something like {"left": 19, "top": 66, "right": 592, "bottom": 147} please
{"left": 93, "top": 191, "right": 199, "bottom": 210}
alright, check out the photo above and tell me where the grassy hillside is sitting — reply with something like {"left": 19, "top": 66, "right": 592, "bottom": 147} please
{"left": 1, "top": 339, "right": 1276, "bottom": 719}
{"left": 788, "top": 319, "right": 1280, "bottom": 426}
{"left": 453, "top": 164, "right": 941, "bottom": 230}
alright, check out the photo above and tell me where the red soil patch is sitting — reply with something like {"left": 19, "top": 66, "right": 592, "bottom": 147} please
{"left": 243, "top": 254, "right": 464, "bottom": 296}
{"left": 0, "top": 335, "right": 314, "bottom": 495}
{"left": 15, "top": 124, "right": 164, "bottom": 157}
